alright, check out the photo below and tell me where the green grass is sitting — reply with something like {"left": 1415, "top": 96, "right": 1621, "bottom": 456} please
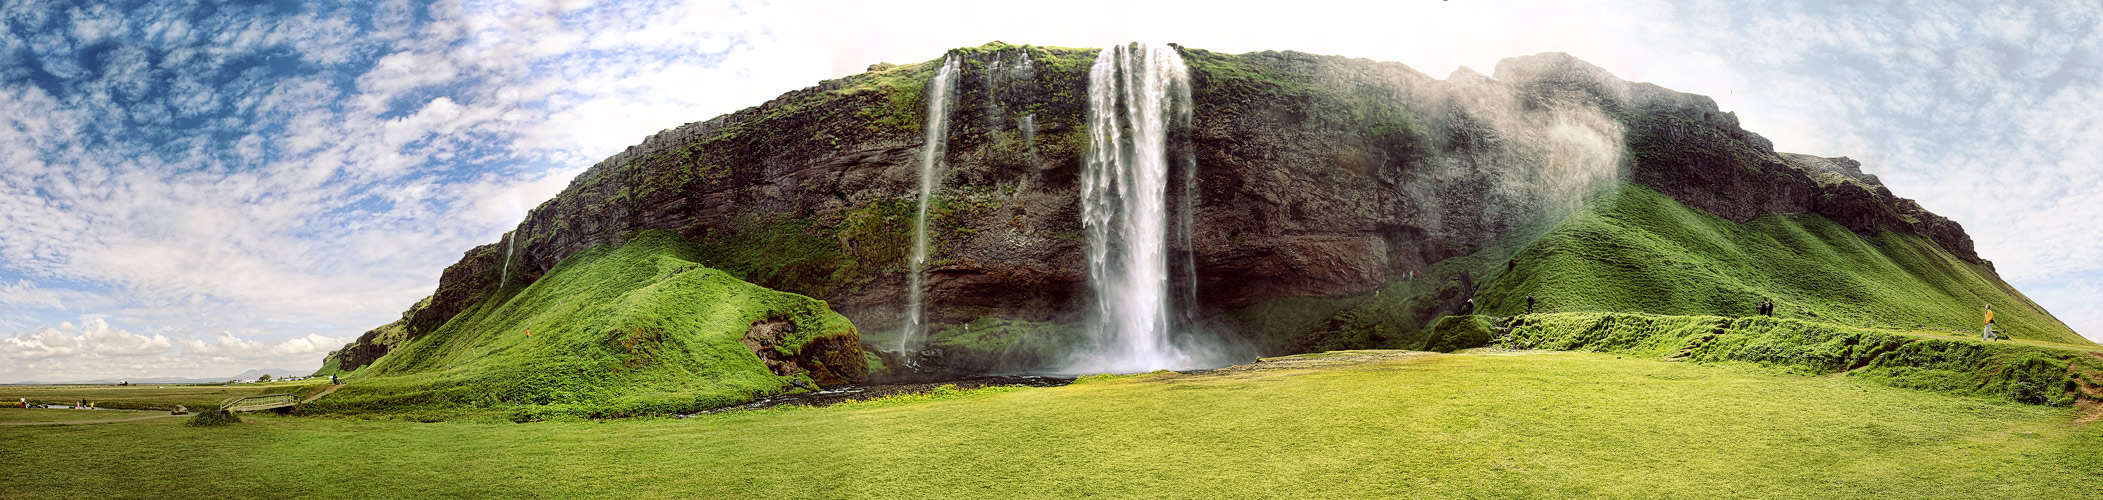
{"left": 3, "top": 351, "right": 2096, "bottom": 498}
{"left": 1482, "top": 184, "right": 2085, "bottom": 344}
{"left": 1226, "top": 182, "right": 2089, "bottom": 356}
{"left": 313, "top": 230, "right": 860, "bottom": 420}
{"left": 1506, "top": 312, "right": 2103, "bottom": 406}
{"left": 0, "top": 384, "right": 275, "bottom": 411}
{"left": 0, "top": 408, "right": 162, "bottom": 423}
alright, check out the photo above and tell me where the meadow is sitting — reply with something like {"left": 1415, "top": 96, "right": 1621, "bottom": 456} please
{"left": 3, "top": 350, "right": 2096, "bottom": 499}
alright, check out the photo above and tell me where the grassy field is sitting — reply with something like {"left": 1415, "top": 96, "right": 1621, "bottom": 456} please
{"left": 3, "top": 350, "right": 2096, "bottom": 499}
{"left": 0, "top": 384, "right": 285, "bottom": 411}
{"left": 0, "top": 408, "right": 164, "bottom": 423}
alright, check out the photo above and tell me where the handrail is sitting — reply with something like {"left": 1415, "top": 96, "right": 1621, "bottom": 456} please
{"left": 220, "top": 393, "right": 300, "bottom": 412}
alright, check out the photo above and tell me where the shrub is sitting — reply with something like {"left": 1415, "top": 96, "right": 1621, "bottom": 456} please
{"left": 186, "top": 410, "right": 241, "bottom": 427}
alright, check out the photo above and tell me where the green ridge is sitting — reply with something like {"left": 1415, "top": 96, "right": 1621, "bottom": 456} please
{"left": 1481, "top": 183, "right": 2086, "bottom": 344}
{"left": 309, "top": 230, "right": 860, "bottom": 420}
{"left": 1222, "top": 182, "right": 2087, "bottom": 357}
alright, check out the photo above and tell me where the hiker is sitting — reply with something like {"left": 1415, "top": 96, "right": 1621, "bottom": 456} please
{"left": 331, "top": 374, "right": 339, "bottom": 385}
{"left": 1982, "top": 304, "right": 1996, "bottom": 341}
{"left": 1463, "top": 297, "right": 1476, "bottom": 315}
{"left": 1527, "top": 293, "right": 1536, "bottom": 315}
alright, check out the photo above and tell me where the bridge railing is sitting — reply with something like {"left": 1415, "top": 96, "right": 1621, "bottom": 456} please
{"left": 221, "top": 393, "right": 299, "bottom": 412}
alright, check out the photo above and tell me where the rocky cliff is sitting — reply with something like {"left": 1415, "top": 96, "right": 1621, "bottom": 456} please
{"left": 324, "top": 42, "right": 2015, "bottom": 375}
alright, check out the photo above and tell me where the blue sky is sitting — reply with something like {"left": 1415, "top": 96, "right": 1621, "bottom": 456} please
{"left": 2, "top": 0, "right": 2098, "bottom": 381}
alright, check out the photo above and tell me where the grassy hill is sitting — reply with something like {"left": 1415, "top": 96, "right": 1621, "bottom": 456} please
{"left": 1226, "top": 182, "right": 2088, "bottom": 356}
{"left": 1479, "top": 184, "right": 2085, "bottom": 344}
{"left": 308, "top": 230, "right": 864, "bottom": 420}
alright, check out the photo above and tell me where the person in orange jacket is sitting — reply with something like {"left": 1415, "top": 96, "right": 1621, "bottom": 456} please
{"left": 1981, "top": 304, "right": 1996, "bottom": 341}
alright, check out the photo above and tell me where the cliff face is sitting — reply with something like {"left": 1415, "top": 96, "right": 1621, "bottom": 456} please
{"left": 327, "top": 43, "right": 2005, "bottom": 371}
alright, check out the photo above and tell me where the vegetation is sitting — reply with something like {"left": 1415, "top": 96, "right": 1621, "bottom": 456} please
{"left": 1505, "top": 312, "right": 2102, "bottom": 406}
{"left": 0, "top": 384, "right": 276, "bottom": 411}
{"left": 1228, "top": 182, "right": 2088, "bottom": 357}
{"left": 185, "top": 409, "right": 239, "bottom": 427}
{"left": 5, "top": 351, "right": 2097, "bottom": 498}
{"left": 312, "top": 230, "right": 858, "bottom": 421}
{"left": 1481, "top": 184, "right": 2082, "bottom": 344}
{"left": 0, "top": 408, "right": 163, "bottom": 423}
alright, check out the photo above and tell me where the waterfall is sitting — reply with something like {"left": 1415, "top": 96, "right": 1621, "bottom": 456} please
{"left": 1071, "top": 43, "right": 1195, "bottom": 373}
{"left": 1177, "top": 90, "right": 1199, "bottom": 323}
{"left": 498, "top": 230, "right": 516, "bottom": 287}
{"left": 900, "top": 55, "right": 960, "bottom": 354}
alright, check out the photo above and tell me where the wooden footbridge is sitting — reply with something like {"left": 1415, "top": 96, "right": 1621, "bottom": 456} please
{"left": 218, "top": 384, "right": 345, "bottom": 413}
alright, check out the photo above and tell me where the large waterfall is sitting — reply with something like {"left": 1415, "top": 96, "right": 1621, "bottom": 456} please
{"left": 899, "top": 55, "right": 960, "bottom": 354}
{"left": 1071, "top": 43, "right": 1197, "bottom": 373}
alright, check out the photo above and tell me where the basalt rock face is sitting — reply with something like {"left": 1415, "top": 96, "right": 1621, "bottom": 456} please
{"left": 1780, "top": 152, "right": 1981, "bottom": 264}
{"left": 345, "top": 43, "right": 1995, "bottom": 370}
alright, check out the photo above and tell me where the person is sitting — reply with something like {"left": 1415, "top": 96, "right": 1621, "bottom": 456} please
{"left": 331, "top": 374, "right": 339, "bottom": 386}
{"left": 1982, "top": 304, "right": 1996, "bottom": 341}
{"left": 1463, "top": 297, "right": 1476, "bottom": 315}
{"left": 16, "top": 397, "right": 23, "bottom": 408}
{"left": 1526, "top": 293, "right": 1536, "bottom": 315}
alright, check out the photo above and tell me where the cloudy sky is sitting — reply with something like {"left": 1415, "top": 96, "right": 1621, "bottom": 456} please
{"left": 2, "top": 0, "right": 2098, "bottom": 382}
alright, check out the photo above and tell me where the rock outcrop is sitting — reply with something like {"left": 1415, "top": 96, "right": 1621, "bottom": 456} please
{"left": 327, "top": 43, "right": 2004, "bottom": 376}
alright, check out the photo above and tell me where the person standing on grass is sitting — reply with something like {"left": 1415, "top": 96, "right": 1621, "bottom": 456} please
{"left": 1527, "top": 293, "right": 1536, "bottom": 315}
{"left": 1982, "top": 304, "right": 1996, "bottom": 341}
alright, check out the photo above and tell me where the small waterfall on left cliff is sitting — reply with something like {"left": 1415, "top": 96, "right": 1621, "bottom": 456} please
{"left": 1070, "top": 43, "right": 1197, "bottom": 373}
{"left": 498, "top": 230, "right": 516, "bottom": 286}
{"left": 900, "top": 55, "right": 960, "bottom": 354}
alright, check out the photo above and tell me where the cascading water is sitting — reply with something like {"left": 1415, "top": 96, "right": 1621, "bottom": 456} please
{"left": 1071, "top": 43, "right": 1196, "bottom": 373}
{"left": 899, "top": 55, "right": 960, "bottom": 354}
{"left": 498, "top": 230, "right": 516, "bottom": 286}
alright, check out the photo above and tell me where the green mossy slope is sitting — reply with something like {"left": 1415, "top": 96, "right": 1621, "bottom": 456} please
{"left": 309, "top": 230, "right": 861, "bottom": 420}
{"left": 1482, "top": 184, "right": 2086, "bottom": 344}
{"left": 1505, "top": 312, "right": 2103, "bottom": 406}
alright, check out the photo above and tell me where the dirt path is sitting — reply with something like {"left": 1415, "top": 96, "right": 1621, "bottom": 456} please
{"left": 0, "top": 413, "right": 179, "bottom": 426}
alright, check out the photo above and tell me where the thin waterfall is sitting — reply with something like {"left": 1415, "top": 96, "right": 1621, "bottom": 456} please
{"left": 1177, "top": 89, "right": 1199, "bottom": 323}
{"left": 498, "top": 230, "right": 516, "bottom": 287}
{"left": 899, "top": 55, "right": 960, "bottom": 354}
{"left": 1071, "top": 43, "right": 1195, "bottom": 373}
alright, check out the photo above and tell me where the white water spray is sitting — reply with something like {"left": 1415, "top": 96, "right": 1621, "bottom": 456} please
{"left": 498, "top": 230, "right": 516, "bottom": 286}
{"left": 1071, "top": 43, "right": 1196, "bottom": 373}
{"left": 900, "top": 55, "right": 960, "bottom": 354}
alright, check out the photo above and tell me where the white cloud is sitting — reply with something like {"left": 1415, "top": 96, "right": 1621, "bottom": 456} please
{"left": 0, "top": 318, "right": 346, "bottom": 381}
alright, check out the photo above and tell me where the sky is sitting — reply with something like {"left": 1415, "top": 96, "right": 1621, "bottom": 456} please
{"left": 1, "top": 0, "right": 2099, "bottom": 382}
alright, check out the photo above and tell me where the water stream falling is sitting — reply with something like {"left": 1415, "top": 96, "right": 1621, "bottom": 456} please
{"left": 1071, "top": 43, "right": 1196, "bottom": 373}
{"left": 498, "top": 230, "right": 516, "bottom": 287}
{"left": 899, "top": 55, "right": 960, "bottom": 354}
